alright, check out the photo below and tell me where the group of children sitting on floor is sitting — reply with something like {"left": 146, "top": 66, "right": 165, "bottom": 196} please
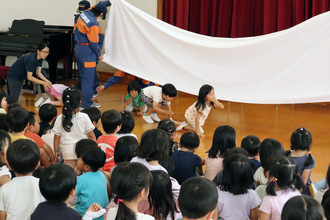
{"left": 0, "top": 83, "right": 329, "bottom": 220}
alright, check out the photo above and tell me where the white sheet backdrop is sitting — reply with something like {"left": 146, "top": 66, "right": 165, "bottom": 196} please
{"left": 103, "top": 0, "right": 330, "bottom": 104}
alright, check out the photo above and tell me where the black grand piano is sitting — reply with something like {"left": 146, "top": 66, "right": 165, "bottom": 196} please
{"left": 0, "top": 19, "right": 74, "bottom": 83}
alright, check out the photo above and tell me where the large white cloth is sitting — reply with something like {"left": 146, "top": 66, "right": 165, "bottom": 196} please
{"left": 103, "top": 0, "right": 330, "bottom": 104}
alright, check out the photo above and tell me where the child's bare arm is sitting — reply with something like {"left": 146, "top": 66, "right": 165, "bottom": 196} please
{"left": 212, "top": 98, "right": 224, "bottom": 109}
{"left": 152, "top": 101, "right": 174, "bottom": 115}
{"left": 167, "top": 104, "right": 172, "bottom": 118}
{"left": 0, "top": 210, "right": 7, "bottom": 220}
{"left": 212, "top": 207, "right": 219, "bottom": 220}
{"left": 259, "top": 212, "right": 270, "bottom": 220}
{"left": 137, "top": 105, "right": 147, "bottom": 116}
{"left": 250, "top": 207, "right": 259, "bottom": 220}
{"left": 195, "top": 112, "right": 204, "bottom": 138}
{"left": 0, "top": 175, "right": 10, "bottom": 187}
{"left": 54, "top": 134, "right": 61, "bottom": 162}
{"left": 86, "top": 130, "right": 96, "bottom": 142}
{"left": 42, "top": 143, "right": 55, "bottom": 163}
{"left": 124, "top": 96, "right": 134, "bottom": 107}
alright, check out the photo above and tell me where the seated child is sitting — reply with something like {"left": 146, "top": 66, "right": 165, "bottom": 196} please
{"left": 25, "top": 112, "right": 55, "bottom": 168}
{"left": 31, "top": 163, "right": 106, "bottom": 220}
{"left": 38, "top": 103, "right": 57, "bottom": 136}
{"left": 0, "top": 139, "right": 45, "bottom": 219}
{"left": 0, "top": 91, "right": 7, "bottom": 114}
{"left": 113, "top": 136, "right": 138, "bottom": 165}
{"left": 6, "top": 102, "right": 21, "bottom": 113}
{"left": 178, "top": 177, "right": 218, "bottom": 220}
{"left": 97, "top": 110, "right": 121, "bottom": 173}
{"left": 115, "top": 111, "right": 137, "bottom": 140}
{"left": 124, "top": 81, "right": 147, "bottom": 115}
{"left": 171, "top": 132, "right": 204, "bottom": 184}
{"left": 157, "top": 119, "right": 178, "bottom": 156}
{"left": 241, "top": 135, "right": 261, "bottom": 174}
{"left": 141, "top": 84, "right": 177, "bottom": 124}
{"left": 75, "top": 147, "right": 109, "bottom": 219}
{"left": 5, "top": 106, "right": 30, "bottom": 142}
{"left": 0, "top": 114, "right": 9, "bottom": 132}
{"left": 0, "top": 130, "right": 11, "bottom": 186}
{"left": 81, "top": 107, "right": 103, "bottom": 139}
{"left": 35, "top": 84, "right": 68, "bottom": 107}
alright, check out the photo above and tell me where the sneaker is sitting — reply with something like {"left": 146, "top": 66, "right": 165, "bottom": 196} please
{"left": 150, "top": 113, "right": 161, "bottom": 122}
{"left": 34, "top": 97, "right": 44, "bottom": 107}
{"left": 143, "top": 115, "right": 154, "bottom": 124}
{"left": 91, "top": 102, "right": 101, "bottom": 108}
{"left": 40, "top": 98, "right": 51, "bottom": 106}
{"left": 93, "top": 93, "right": 98, "bottom": 98}
{"left": 176, "top": 121, "right": 187, "bottom": 131}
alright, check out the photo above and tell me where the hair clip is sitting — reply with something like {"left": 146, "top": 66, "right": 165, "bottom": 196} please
{"left": 116, "top": 198, "right": 123, "bottom": 204}
{"left": 68, "top": 88, "right": 71, "bottom": 90}
{"left": 273, "top": 178, "right": 278, "bottom": 182}
{"left": 64, "top": 107, "right": 67, "bottom": 110}
{"left": 67, "top": 95, "right": 70, "bottom": 98}
{"left": 66, "top": 100, "right": 70, "bottom": 103}
{"left": 63, "top": 115, "right": 66, "bottom": 118}
{"left": 308, "top": 151, "right": 311, "bottom": 154}
{"left": 300, "top": 128, "right": 303, "bottom": 131}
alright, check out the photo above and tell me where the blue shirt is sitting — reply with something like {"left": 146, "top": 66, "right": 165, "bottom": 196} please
{"left": 7, "top": 53, "right": 43, "bottom": 80}
{"left": 171, "top": 150, "right": 201, "bottom": 185}
{"left": 74, "top": 171, "right": 109, "bottom": 220}
{"left": 250, "top": 158, "right": 261, "bottom": 174}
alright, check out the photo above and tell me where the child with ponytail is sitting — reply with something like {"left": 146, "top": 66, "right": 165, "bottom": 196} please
{"left": 259, "top": 155, "right": 304, "bottom": 220}
{"left": 286, "top": 127, "right": 315, "bottom": 195}
{"left": 108, "top": 162, "right": 154, "bottom": 220}
{"left": 53, "top": 87, "right": 96, "bottom": 169}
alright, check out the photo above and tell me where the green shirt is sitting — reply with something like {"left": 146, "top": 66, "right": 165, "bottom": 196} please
{"left": 125, "top": 89, "right": 145, "bottom": 108}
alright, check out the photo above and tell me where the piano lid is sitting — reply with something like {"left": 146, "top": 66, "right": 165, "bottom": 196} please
{"left": 9, "top": 19, "right": 45, "bottom": 35}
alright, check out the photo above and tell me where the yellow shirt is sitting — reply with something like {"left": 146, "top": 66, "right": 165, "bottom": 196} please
{"left": 10, "top": 134, "right": 32, "bottom": 143}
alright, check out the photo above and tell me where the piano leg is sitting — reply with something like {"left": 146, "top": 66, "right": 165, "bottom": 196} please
{"left": 0, "top": 56, "right": 6, "bottom": 66}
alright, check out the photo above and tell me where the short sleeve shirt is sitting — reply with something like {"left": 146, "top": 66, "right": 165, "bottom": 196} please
{"left": 185, "top": 101, "right": 212, "bottom": 126}
{"left": 97, "top": 135, "right": 118, "bottom": 172}
{"left": 7, "top": 53, "right": 43, "bottom": 80}
{"left": 142, "top": 86, "right": 170, "bottom": 105}
{"left": 24, "top": 131, "right": 45, "bottom": 148}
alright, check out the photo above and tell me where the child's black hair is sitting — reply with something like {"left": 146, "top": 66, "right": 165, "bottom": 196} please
{"left": 179, "top": 177, "right": 218, "bottom": 219}
{"left": 114, "top": 136, "right": 138, "bottom": 164}
{"left": 207, "top": 125, "right": 236, "bottom": 158}
{"left": 81, "top": 107, "right": 101, "bottom": 124}
{"left": 327, "top": 165, "right": 330, "bottom": 189}
{"left": 28, "top": 111, "right": 37, "bottom": 126}
{"left": 127, "top": 81, "right": 141, "bottom": 93}
{"left": 39, "top": 104, "right": 57, "bottom": 123}
{"left": 162, "top": 84, "right": 177, "bottom": 97}
{"left": 259, "top": 138, "right": 284, "bottom": 167}
{"left": 101, "top": 109, "right": 122, "bottom": 134}
{"left": 241, "top": 135, "right": 261, "bottom": 157}
{"left": 283, "top": 195, "right": 324, "bottom": 220}
{"left": 0, "top": 114, "right": 9, "bottom": 132}
{"left": 195, "top": 84, "right": 215, "bottom": 111}
{"left": 180, "top": 132, "right": 200, "bottom": 150}
{"left": 42, "top": 118, "right": 57, "bottom": 135}
{"left": 322, "top": 189, "right": 330, "bottom": 220}
{"left": 149, "top": 170, "right": 178, "bottom": 220}
{"left": 266, "top": 155, "right": 304, "bottom": 196}
{"left": 111, "top": 162, "right": 152, "bottom": 220}
{"left": 39, "top": 164, "right": 77, "bottom": 202}
{"left": 0, "top": 130, "right": 10, "bottom": 166}
{"left": 7, "top": 139, "right": 41, "bottom": 174}
{"left": 75, "top": 139, "right": 98, "bottom": 158}
{"left": 0, "top": 91, "right": 6, "bottom": 106}
{"left": 224, "top": 147, "right": 249, "bottom": 158}
{"left": 159, "top": 156, "right": 175, "bottom": 176}
{"left": 289, "top": 127, "right": 314, "bottom": 167}
{"left": 137, "top": 129, "right": 170, "bottom": 161}
{"left": 7, "top": 103, "right": 21, "bottom": 112}
{"left": 117, "top": 111, "right": 134, "bottom": 134}
{"left": 6, "top": 106, "right": 29, "bottom": 132}
{"left": 213, "top": 154, "right": 254, "bottom": 195}
{"left": 81, "top": 147, "right": 106, "bottom": 172}
{"left": 62, "top": 87, "right": 82, "bottom": 132}
{"left": 157, "top": 119, "right": 176, "bottom": 139}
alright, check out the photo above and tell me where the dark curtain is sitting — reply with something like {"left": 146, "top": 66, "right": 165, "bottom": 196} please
{"left": 163, "top": 0, "right": 330, "bottom": 37}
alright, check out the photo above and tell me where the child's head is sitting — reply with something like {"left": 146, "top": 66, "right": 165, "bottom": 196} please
{"left": 290, "top": 127, "right": 314, "bottom": 167}
{"left": 283, "top": 195, "right": 324, "bottom": 220}
{"left": 208, "top": 125, "right": 236, "bottom": 158}
{"left": 259, "top": 138, "right": 285, "bottom": 168}
{"left": 7, "top": 139, "right": 40, "bottom": 175}
{"left": 224, "top": 147, "right": 249, "bottom": 158}
{"left": 114, "top": 136, "right": 138, "bottom": 164}
{"left": 179, "top": 177, "right": 218, "bottom": 220}
{"left": 111, "top": 162, "right": 152, "bottom": 220}
{"left": 149, "top": 170, "right": 178, "bottom": 220}
{"left": 180, "top": 132, "right": 200, "bottom": 151}
{"left": 0, "top": 130, "right": 10, "bottom": 165}
{"left": 28, "top": 112, "right": 40, "bottom": 133}
{"left": 159, "top": 156, "right": 175, "bottom": 176}
{"left": 241, "top": 135, "right": 261, "bottom": 157}
{"left": 62, "top": 87, "right": 82, "bottom": 132}
{"left": 39, "top": 104, "right": 57, "bottom": 124}
{"left": 157, "top": 119, "right": 176, "bottom": 140}
{"left": 214, "top": 154, "right": 254, "bottom": 195}
{"left": 75, "top": 139, "right": 98, "bottom": 158}
{"left": 266, "top": 155, "right": 304, "bottom": 196}
{"left": 162, "top": 84, "right": 177, "bottom": 101}
{"left": 77, "top": 147, "right": 106, "bottom": 172}
{"left": 6, "top": 106, "right": 29, "bottom": 133}
{"left": 117, "top": 111, "right": 134, "bottom": 134}
{"left": 0, "top": 91, "right": 7, "bottom": 109}
{"left": 322, "top": 189, "right": 330, "bottom": 220}
{"left": 0, "top": 114, "right": 9, "bottom": 132}
{"left": 127, "top": 80, "right": 141, "bottom": 96}
{"left": 196, "top": 84, "right": 215, "bottom": 111}
{"left": 101, "top": 109, "right": 122, "bottom": 134}
{"left": 39, "top": 164, "right": 76, "bottom": 202}
{"left": 81, "top": 107, "right": 101, "bottom": 128}
{"left": 7, "top": 103, "right": 21, "bottom": 113}
{"left": 137, "top": 129, "right": 170, "bottom": 161}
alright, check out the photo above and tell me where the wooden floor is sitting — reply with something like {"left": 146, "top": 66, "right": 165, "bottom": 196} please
{"left": 13, "top": 79, "right": 330, "bottom": 183}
